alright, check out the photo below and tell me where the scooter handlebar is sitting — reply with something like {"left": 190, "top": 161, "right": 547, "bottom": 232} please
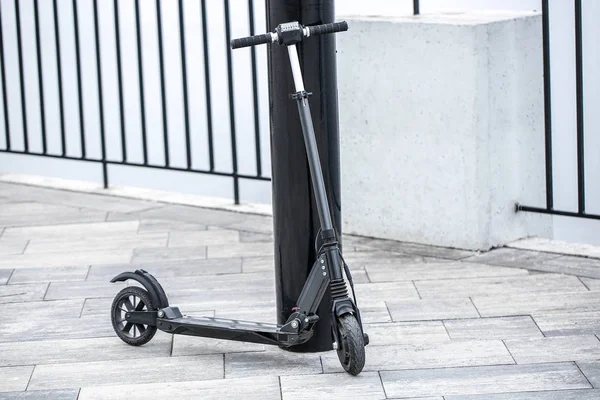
{"left": 231, "top": 33, "right": 274, "bottom": 49}
{"left": 307, "top": 21, "right": 348, "bottom": 37}
{"left": 230, "top": 21, "right": 348, "bottom": 49}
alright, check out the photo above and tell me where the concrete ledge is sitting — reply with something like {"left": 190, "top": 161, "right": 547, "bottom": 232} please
{"left": 337, "top": 12, "right": 552, "bottom": 250}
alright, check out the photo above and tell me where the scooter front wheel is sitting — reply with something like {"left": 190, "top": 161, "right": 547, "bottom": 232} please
{"left": 111, "top": 286, "right": 157, "bottom": 346}
{"left": 336, "top": 313, "right": 366, "bottom": 375}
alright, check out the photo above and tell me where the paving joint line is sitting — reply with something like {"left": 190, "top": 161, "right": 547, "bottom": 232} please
{"left": 501, "top": 339, "right": 518, "bottom": 365}
{"left": 278, "top": 376, "right": 283, "bottom": 400}
{"left": 578, "top": 276, "right": 591, "bottom": 290}
{"left": 20, "top": 239, "right": 30, "bottom": 255}
{"left": 24, "top": 364, "right": 36, "bottom": 391}
{"left": 79, "top": 299, "right": 87, "bottom": 318}
{"left": 42, "top": 282, "right": 51, "bottom": 300}
{"left": 84, "top": 265, "right": 92, "bottom": 281}
{"left": 5, "top": 269, "right": 16, "bottom": 285}
{"left": 411, "top": 281, "right": 422, "bottom": 299}
{"left": 440, "top": 320, "right": 452, "bottom": 340}
{"left": 469, "top": 297, "right": 482, "bottom": 317}
{"left": 0, "top": 227, "right": 5, "bottom": 238}
{"left": 574, "top": 361, "right": 595, "bottom": 388}
{"left": 378, "top": 370, "right": 389, "bottom": 399}
{"left": 363, "top": 266, "right": 372, "bottom": 283}
{"left": 383, "top": 301, "right": 394, "bottom": 322}
{"left": 528, "top": 314, "right": 547, "bottom": 337}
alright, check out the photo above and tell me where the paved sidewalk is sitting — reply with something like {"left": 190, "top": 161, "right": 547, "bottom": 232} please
{"left": 1, "top": 181, "right": 600, "bottom": 399}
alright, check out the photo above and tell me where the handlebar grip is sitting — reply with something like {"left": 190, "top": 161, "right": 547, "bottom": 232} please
{"left": 307, "top": 21, "right": 348, "bottom": 37}
{"left": 230, "top": 33, "right": 272, "bottom": 49}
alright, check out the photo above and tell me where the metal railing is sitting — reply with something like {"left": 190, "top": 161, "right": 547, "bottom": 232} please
{"left": 0, "top": 0, "right": 269, "bottom": 205}
{"left": 516, "top": 0, "right": 598, "bottom": 221}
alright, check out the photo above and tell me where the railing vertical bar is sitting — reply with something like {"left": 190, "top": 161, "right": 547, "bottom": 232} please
{"left": 155, "top": 0, "right": 169, "bottom": 167}
{"left": 223, "top": 0, "right": 239, "bottom": 204}
{"left": 14, "top": 0, "right": 28, "bottom": 152}
{"left": 53, "top": 0, "right": 66, "bottom": 156}
{"left": 247, "top": 0, "right": 262, "bottom": 177}
{"left": 413, "top": 0, "right": 420, "bottom": 15}
{"left": 574, "top": 0, "right": 585, "bottom": 213}
{"left": 541, "top": 0, "right": 554, "bottom": 210}
{"left": 200, "top": 0, "right": 215, "bottom": 171}
{"left": 33, "top": 0, "right": 47, "bottom": 154}
{"left": 134, "top": 0, "right": 148, "bottom": 165}
{"left": 0, "top": 1, "right": 11, "bottom": 150}
{"left": 178, "top": 0, "right": 192, "bottom": 170}
{"left": 92, "top": 0, "right": 108, "bottom": 188}
{"left": 113, "top": 0, "right": 127, "bottom": 162}
{"left": 72, "top": 0, "right": 86, "bottom": 158}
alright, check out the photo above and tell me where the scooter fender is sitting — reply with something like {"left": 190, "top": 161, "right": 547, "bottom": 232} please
{"left": 110, "top": 269, "right": 169, "bottom": 309}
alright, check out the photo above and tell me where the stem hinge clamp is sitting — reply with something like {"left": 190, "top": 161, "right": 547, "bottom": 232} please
{"left": 290, "top": 91, "right": 313, "bottom": 100}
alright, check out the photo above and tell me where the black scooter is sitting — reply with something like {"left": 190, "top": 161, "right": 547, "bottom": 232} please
{"left": 109, "top": 20, "right": 368, "bottom": 376}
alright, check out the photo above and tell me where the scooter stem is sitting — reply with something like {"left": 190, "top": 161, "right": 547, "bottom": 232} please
{"left": 287, "top": 44, "right": 335, "bottom": 233}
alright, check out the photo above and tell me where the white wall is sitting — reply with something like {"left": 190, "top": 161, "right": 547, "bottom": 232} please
{"left": 0, "top": 0, "right": 598, "bottom": 244}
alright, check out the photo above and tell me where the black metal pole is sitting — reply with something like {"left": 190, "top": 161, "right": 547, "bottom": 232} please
{"left": 267, "top": 0, "right": 341, "bottom": 352}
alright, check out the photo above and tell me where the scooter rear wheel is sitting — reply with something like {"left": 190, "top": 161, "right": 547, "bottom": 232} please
{"left": 111, "top": 286, "right": 157, "bottom": 346}
{"left": 336, "top": 313, "right": 366, "bottom": 375}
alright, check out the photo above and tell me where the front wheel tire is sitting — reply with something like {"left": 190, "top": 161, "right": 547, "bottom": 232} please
{"left": 336, "top": 314, "right": 366, "bottom": 375}
{"left": 111, "top": 286, "right": 157, "bottom": 346}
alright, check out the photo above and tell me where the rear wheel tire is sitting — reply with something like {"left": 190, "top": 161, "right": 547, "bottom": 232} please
{"left": 111, "top": 286, "right": 157, "bottom": 346}
{"left": 336, "top": 314, "right": 365, "bottom": 375}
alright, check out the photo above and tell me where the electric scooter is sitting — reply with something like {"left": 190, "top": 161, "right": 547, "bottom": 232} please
{"left": 109, "top": 20, "right": 368, "bottom": 376}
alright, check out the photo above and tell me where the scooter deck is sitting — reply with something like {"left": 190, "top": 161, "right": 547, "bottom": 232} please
{"left": 156, "top": 313, "right": 306, "bottom": 346}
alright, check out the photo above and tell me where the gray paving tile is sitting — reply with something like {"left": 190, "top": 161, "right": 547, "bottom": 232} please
{"left": 131, "top": 246, "right": 207, "bottom": 263}
{"left": 215, "top": 306, "right": 276, "bottom": 324}
{"left": 172, "top": 333, "right": 265, "bottom": 356}
{"left": 0, "top": 221, "right": 140, "bottom": 241}
{"left": 0, "top": 240, "right": 27, "bottom": 256}
{"left": 0, "top": 283, "right": 48, "bottom": 304}
{"left": 281, "top": 371, "right": 384, "bottom": 400}
{"left": 462, "top": 248, "right": 560, "bottom": 268}
{"left": 44, "top": 281, "right": 125, "bottom": 300}
{"left": 25, "top": 233, "right": 167, "bottom": 254}
{"left": 321, "top": 340, "right": 513, "bottom": 373}
{"left": 242, "top": 256, "right": 273, "bottom": 273}
{"left": 77, "top": 376, "right": 280, "bottom": 400}
{"left": 354, "top": 281, "right": 420, "bottom": 302}
{"left": 444, "top": 316, "right": 543, "bottom": 340}
{"left": 363, "top": 321, "right": 450, "bottom": 345}
{"left": 137, "top": 218, "right": 207, "bottom": 233}
{"left": 356, "top": 238, "right": 474, "bottom": 260}
{"left": 366, "top": 261, "right": 528, "bottom": 283}
{"left": 168, "top": 229, "right": 239, "bottom": 247}
{"left": 140, "top": 205, "right": 249, "bottom": 228}
{"left": 516, "top": 256, "right": 600, "bottom": 278}
{"left": 387, "top": 298, "right": 480, "bottom": 321}
{"left": 0, "top": 316, "right": 114, "bottom": 343}
{"left": 380, "top": 363, "right": 590, "bottom": 398}
{"left": 146, "top": 271, "right": 274, "bottom": 293}
{"left": 357, "top": 300, "right": 393, "bottom": 323}
{"left": 218, "top": 213, "right": 274, "bottom": 235}
{"left": 0, "top": 390, "right": 79, "bottom": 399}
{"left": 0, "top": 269, "right": 13, "bottom": 285}
{"left": 226, "top": 349, "right": 322, "bottom": 377}
{"left": 472, "top": 291, "right": 600, "bottom": 317}
{"left": 577, "top": 361, "right": 600, "bottom": 388}
{"left": 534, "top": 312, "right": 600, "bottom": 336}
{"left": 509, "top": 237, "right": 600, "bottom": 259}
{"left": 445, "top": 388, "right": 600, "bottom": 400}
{"left": 8, "top": 267, "right": 89, "bottom": 284}
{"left": 0, "top": 366, "right": 34, "bottom": 392}
{"left": 88, "top": 258, "right": 242, "bottom": 281}
{"left": 505, "top": 336, "right": 600, "bottom": 364}
{"left": 0, "top": 300, "right": 84, "bottom": 321}
{"left": 343, "top": 251, "right": 432, "bottom": 270}
{"left": 0, "top": 203, "right": 106, "bottom": 228}
{"left": 0, "top": 249, "right": 133, "bottom": 269}
{"left": 207, "top": 242, "right": 274, "bottom": 258}
{"left": 29, "top": 355, "right": 223, "bottom": 390}
{"left": 0, "top": 333, "right": 172, "bottom": 366}
{"left": 0, "top": 390, "right": 80, "bottom": 399}
{"left": 239, "top": 231, "right": 273, "bottom": 243}
{"left": 415, "top": 275, "right": 588, "bottom": 298}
